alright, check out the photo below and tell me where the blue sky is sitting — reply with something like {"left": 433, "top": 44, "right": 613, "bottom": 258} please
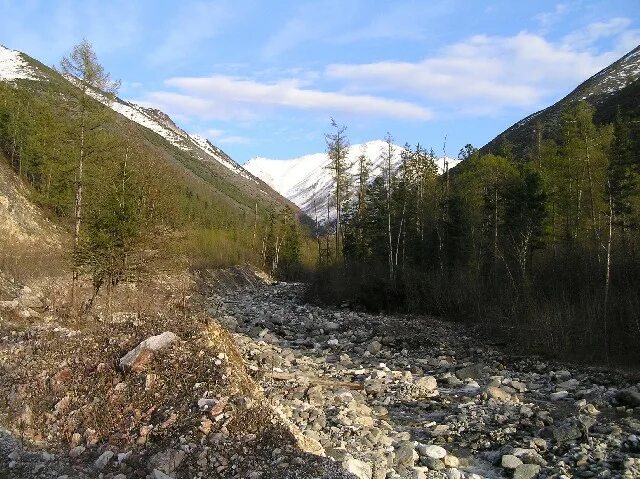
{"left": 1, "top": 0, "right": 639, "bottom": 162}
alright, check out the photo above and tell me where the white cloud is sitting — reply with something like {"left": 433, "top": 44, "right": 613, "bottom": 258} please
{"left": 562, "top": 17, "right": 633, "bottom": 49}
{"left": 145, "top": 75, "right": 432, "bottom": 120}
{"left": 326, "top": 22, "right": 638, "bottom": 115}
{"left": 138, "top": 15, "right": 638, "bottom": 126}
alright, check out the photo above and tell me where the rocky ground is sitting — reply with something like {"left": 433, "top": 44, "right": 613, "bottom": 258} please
{"left": 206, "top": 279, "right": 640, "bottom": 479}
{"left": 0, "top": 270, "right": 639, "bottom": 479}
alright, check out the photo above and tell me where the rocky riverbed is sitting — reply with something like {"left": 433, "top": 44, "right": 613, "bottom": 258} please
{"left": 208, "top": 280, "right": 640, "bottom": 479}
{"left": 1, "top": 272, "right": 639, "bottom": 479}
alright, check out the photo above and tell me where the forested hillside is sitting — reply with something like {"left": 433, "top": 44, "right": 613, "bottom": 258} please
{"left": 310, "top": 98, "right": 640, "bottom": 365}
{"left": 0, "top": 42, "right": 309, "bottom": 290}
{"left": 482, "top": 46, "right": 640, "bottom": 161}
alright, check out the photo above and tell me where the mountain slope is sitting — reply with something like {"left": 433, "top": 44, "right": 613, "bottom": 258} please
{"left": 481, "top": 45, "right": 640, "bottom": 158}
{"left": 0, "top": 153, "right": 64, "bottom": 251}
{"left": 0, "top": 44, "right": 297, "bottom": 223}
{"left": 245, "top": 140, "right": 458, "bottom": 220}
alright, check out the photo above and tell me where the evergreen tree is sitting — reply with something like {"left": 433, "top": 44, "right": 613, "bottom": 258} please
{"left": 325, "top": 119, "right": 350, "bottom": 262}
{"left": 60, "top": 39, "right": 120, "bottom": 288}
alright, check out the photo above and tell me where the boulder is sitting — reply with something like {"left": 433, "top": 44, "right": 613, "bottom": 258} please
{"left": 343, "top": 457, "right": 372, "bottom": 479}
{"left": 119, "top": 332, "right": 179, "bottom": 372}
{"left": 148, "top": 448, "right": 185, "bottom": 475}
{"left": 455, "top": 364, "right": 487, "bottom": 380}
{"left": 501, "top": 454, "right": 523, "bottom": 469}
{"left": 513, "top": 463, "right": 540, "bottom": 479}
{"left": 417, "top": 444, "right": 446, "bottom": 460}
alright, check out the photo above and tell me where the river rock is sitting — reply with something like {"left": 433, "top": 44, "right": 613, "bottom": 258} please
{"left": 343, "top": 457, "right": 372, "bottom": 479}
{"left": 119, "top": 332, "right": 179, "bottom": 372}
{"left": 513, "top": 463, "right": 540, "bottom": 479}
{"left": 502, "top": 454, "right": 523, "bottom": 469}
{"left": 418, "top": 444, "right": 446, "bottom": 460}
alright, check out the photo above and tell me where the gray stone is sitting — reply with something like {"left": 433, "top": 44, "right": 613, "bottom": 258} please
{"left": 148, "top": 448, "right": 185, "bottom": 474}
{"left": 424, "top": 457, "right": 445, "bottom": 471}
{"left": 94, "top": 450, "right": 114, "bottom": 470}
{"left": 513, "top": 463, "right": 541, "bottom": 479}
{"left": 395, "top": 441, "right": 418, "bottom": 467}
{"left": 455, "top": 364, "right": 487, "bottom": 380}
{"left": 558, "top": 378, "right": 580, "bottom": 390}
{"left": 68, "top": 446, "right": 85, "bottom": 458}
{"left": 368, "top": 340, "right": 382, "bottom": 355}
{"left": 502, "top": 454, "right": 524, "bottom": 469}
{"left": 550, "top": 391, "right": 569, "bottom": 401}
{"left": 552, "top": 422, "right": 582, "bottom": 443}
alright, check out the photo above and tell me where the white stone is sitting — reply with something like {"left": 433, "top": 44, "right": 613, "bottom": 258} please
{"left": 343, "top": 457, "right": 372, "bottom": 479}
{"left": 418, "top": 444, "right": 447, "bottom": 460}
{"left": 119, "top": 332, "right": 179, "bottom": 371}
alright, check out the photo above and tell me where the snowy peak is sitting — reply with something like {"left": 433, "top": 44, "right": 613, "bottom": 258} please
{"left": 245, "top": 140, "right": 458, "bottom": 221}
{"left": 0, "top": 45, "right": 40, "bottom": 81}
{"left": 580, "top": 45, "right": 640, "bottom": 100}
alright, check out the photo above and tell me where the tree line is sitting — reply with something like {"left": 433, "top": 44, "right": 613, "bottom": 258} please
{"left": 313, "top": 103, "right": 640, "bottom": 365}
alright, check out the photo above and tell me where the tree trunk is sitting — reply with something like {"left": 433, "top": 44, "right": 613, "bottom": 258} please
{"left": 72, "top": 100, "right": 87, "bottom": 296}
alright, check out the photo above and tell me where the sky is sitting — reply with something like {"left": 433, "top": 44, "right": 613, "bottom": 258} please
{"left": 1, "top": 0, "right": 639, "bottom": 163}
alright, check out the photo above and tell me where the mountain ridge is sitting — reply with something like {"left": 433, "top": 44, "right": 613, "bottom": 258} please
{"left": 481, "top": 44, "right": 640, "bottom": 158}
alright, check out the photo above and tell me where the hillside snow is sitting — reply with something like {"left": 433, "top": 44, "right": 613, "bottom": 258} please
{"left": 0, "top": 45, "right": 38, "bottom": 81}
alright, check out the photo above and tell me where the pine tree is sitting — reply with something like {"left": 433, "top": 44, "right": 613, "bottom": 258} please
{"left": 381, "top": 134, "right": 395, "bottom": 280}
{"left": 325, "top": 118, "right": 350, "bottom": 263}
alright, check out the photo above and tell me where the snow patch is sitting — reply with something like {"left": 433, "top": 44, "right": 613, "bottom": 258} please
{"left": 0, "top": 45, "right": 39, "bottom": 81}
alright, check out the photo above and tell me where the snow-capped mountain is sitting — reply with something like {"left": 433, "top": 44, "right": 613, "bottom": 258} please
{"left": 245, "top": 140, "right": 459, "bottom": 221}
{"left": 0, "top": 44, "right": 256, "bottom": 183}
